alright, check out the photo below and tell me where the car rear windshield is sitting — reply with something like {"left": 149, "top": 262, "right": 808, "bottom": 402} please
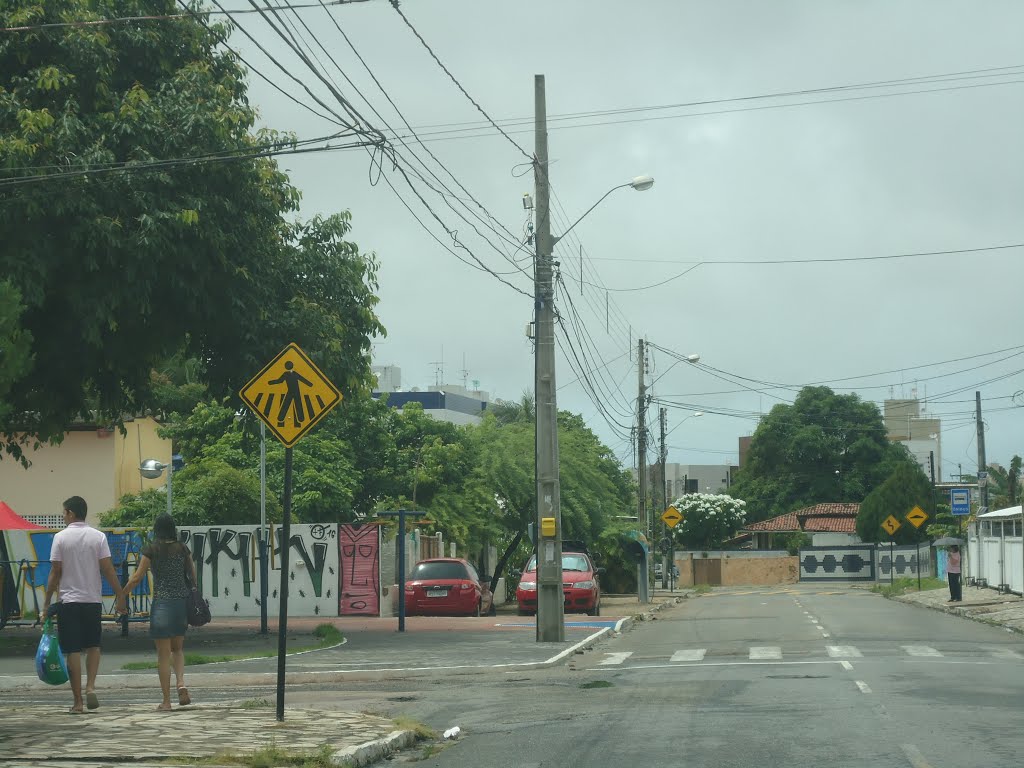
{"left": 411, "top": 561, "right": 469, "bottom": 580}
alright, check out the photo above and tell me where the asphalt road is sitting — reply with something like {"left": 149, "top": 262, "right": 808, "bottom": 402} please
{"left": 7, "top": 586, "right": 1024, "bottom": 767}
{"left": 313, "top": 584, "right": 1024, "bottom": 768}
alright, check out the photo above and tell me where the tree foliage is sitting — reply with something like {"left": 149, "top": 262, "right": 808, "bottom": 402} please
{"left": 855, "top": 463, "right": 935, "bottom": 544}
{"left": 729, "top": 386, "right": 918, "bottom": 522}
{"left": 670, "top": 493, "right": 747, "bottom": 550}
{"left": 0, "top": 0, "right": 383, "bottom": 459}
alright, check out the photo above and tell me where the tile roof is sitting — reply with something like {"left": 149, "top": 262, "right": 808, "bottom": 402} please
{"left": 744, "top": 503, "right": 861, "bottom": 533}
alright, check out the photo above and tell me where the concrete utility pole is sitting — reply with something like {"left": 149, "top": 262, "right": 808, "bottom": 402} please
{"left": 636, "top": 337, "right": 649, "bottom": 603}
{"left": 533, "top": 74, "right": 564, "bottom": 643}
{"left": 976, "top": 391, "right": 988, "bottom": 512}
{"left": 660, "top": 407, "right": 668, "bottom": 589}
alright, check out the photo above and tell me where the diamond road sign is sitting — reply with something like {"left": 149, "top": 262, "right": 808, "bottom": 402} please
{"left": 661, "top": 506, "right": 683, "bottom": 528}
{"left": 906, "top": 506, "right": 929, "bottom": 528}
{"left": 240, "top": 343, "right": 341, "bottom": 447}
{"left": 882, "top": 515, "right": 902, "bottom": 536}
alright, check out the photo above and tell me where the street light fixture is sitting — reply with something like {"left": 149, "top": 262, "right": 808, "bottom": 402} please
{"left": 140, "top": 458, "right": 174, "bottom": 516}
{"left": 551, "top": 175, "right": 655, "bottom": 246}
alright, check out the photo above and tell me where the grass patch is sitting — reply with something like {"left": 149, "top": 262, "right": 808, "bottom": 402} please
{"left": 121, "top": 624, "right": 344, "bottom": 670}
{"left": 393, "top": 716, "right": 437, "bottom": 741}
{"left": 871, "top": 577, "right": 946, "bottom": 598}
{"left": 579, "top": 680, "right": 613, "bottom": 689}
{"left": 692, "top": 584, "right": 713, "bottom": 595}
{"left": 182, "top": 744, "right": 339, "bottom": 768}
{"left": 239, "top": 698, "right": 273, "bottom": 709}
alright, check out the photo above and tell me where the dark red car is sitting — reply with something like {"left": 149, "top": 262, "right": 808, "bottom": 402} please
{"left": 403, "top": 558, "right": 493, "bottom": 617}
{"left": 515, "top": 549, "right": 602, "bottom": 616}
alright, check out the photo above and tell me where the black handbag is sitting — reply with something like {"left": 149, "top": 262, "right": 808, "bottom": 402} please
{"left": 184, "top": 556, "right": 211, "bottom": 627}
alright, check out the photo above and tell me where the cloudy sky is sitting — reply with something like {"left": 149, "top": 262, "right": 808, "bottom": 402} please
{"left": 216, "top": 0, "right": 1024, "bottom": 480}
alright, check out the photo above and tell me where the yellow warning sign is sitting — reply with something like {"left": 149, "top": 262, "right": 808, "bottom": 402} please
{"left": 906, "top": 506, "right": 929, "bottom": 529}
{"left": 239, "top": 343, "right": 341, "bottom": 448}
{"left": 661, "top": 506, "right": 683, "bottom": 528}
{"left": 881, "top": 515, "right": 902, "bottom": 537}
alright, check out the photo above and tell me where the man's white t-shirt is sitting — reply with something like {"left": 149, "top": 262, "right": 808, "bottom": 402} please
{"left": 50, "top": 521, "right": 111, "bottom": 604}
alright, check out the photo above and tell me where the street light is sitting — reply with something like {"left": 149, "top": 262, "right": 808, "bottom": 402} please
{"left": 551, "top": 175, "right": 655, "bottom": 247}
{"left": 140, "top": 458, "right": 174, "bottom": 516}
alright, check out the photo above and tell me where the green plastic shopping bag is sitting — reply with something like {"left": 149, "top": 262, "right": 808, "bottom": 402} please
{"left": 35, "top": 617, "right": 69, "bottom": 685}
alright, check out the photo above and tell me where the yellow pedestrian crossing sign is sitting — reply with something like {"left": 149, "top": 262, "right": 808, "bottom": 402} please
{"left": 661, "top": 506, "right": 683, "bottom": 528}
{"left": 881, "top": 515, "right": 901, "bottom": 537}
{"left": 240, "top": 343, "right": 341, "bottom": 447}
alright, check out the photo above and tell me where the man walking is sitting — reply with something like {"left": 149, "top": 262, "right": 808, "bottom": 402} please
{"left": 42, "top": 496, "right": 127, "bottom": 713}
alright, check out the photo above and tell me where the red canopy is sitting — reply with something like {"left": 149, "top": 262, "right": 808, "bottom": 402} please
{"left": 0, "top": 501, "right": 45, "bottom": 530}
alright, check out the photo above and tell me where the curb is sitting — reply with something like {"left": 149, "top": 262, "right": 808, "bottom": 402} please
{"left": 332, "top": 729, "right": 418, "bottom": 767}
{"left": 892, "top": 594, "right": 1024, "bottom": 635}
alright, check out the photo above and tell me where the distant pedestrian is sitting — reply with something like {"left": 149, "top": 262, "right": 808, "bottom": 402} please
{"left": 123, "top": 512, "right": 196, "bottom": 711}
{"left": 946, "top": 545, "right": 962, "bottom": 602}
{"left": 42, "top": 496, "right": 128, "bottom": 714}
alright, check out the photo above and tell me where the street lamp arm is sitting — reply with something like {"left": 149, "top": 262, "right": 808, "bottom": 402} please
{"left": 551, "top": 183, "right": 629, "bottom": 246}
{"left": 550, "top": 175, "right": 653, "bottom": 246}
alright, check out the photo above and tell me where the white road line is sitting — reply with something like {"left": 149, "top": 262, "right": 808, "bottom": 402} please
{"left": 840, "top": 661, "right": 854, "bottom": 671}
{"left": 855, "top": 680, "right": 872, "bottom": 694}
{"left": 670, "top": 649, "right": 707, "bottom": 662}
{"left": 807, "top": 616, "right": 817, "bottom": 622}
{"left": 827, "top": 645, "right": 863, "bottom": 658}
{"left": 821, "top": 632, "right": 831, "bottom": 638}
{"left": 599, "top": 652, "right": 633, "bottom": 666}
{"left": 749, "top": 646, "right": 782, "bottom": 660}
{"left": 902, "top": 646, "right": 943, "bottom": 657}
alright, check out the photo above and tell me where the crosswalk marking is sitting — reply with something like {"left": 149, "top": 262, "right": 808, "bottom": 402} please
{"left": 599, "top": 645, "right": 1024, "bottom": 667}
{"left": 902, "top": 645, "right": 942, "bottom": 657}
{"left": 827, "top": 645, "right": 863, "bottom": 658}
{"left": 670, "top": 649, "right": 707, "bottom": 662}
{"left": 599, "top": 652, "right": 633, "bottom": 666}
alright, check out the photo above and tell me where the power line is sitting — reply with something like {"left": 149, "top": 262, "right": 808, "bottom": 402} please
{"left": 386, "top": 0, "right": 532, "bottom": 160}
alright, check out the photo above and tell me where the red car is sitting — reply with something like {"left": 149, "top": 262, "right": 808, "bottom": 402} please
{"left": 515, "top": 550, "right": 602, "bottom": 616}
{"left": 403, "top": 558, "right": 493, "bottom": 617}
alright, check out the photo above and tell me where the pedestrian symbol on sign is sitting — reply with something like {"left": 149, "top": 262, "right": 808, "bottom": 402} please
{"left": 268, "top": 361, "right": 314, "bottom": 428}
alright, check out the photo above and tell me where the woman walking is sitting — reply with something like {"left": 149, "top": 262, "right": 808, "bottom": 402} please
{"left": 124, "top": 513, "right": 195, "bottom": 710}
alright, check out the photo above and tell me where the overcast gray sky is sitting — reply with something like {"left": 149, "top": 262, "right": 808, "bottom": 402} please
{"left": 219, "top": 0, "right": 1024, "bottom": 481}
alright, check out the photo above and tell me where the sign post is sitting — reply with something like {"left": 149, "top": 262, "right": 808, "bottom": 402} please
{"left": 660, "top": 506, "right": 682, "bottom": 593}
{"left": 376, "top": 510, "right": 427, "bottom": 632}
{"left": 906, "top": 506, "right": 929, "bottom": 591}
{"left": 882, "top": 515, "right": 902, "bottom": 586}
{"left": 239, "top": 343, "right": 341, "bottom": 722}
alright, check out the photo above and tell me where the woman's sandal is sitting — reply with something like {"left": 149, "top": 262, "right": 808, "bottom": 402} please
{"left": 156, "top": 703, "right": 172, "bottom": 712}
{"left": 177, "top": 687, "right": 191, "bottom": 706}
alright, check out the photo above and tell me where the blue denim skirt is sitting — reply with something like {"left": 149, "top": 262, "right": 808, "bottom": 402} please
{"left": 149, "top": 598, "right": 188, "bottom": 639}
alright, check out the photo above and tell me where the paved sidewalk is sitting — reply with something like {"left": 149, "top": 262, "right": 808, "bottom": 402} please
{"left": 2, "top": 699, "right": 415, "bottom": 768}
{"left": 895, "top": 583, "right": 1024, "bottom": 632}
{"left": 1, "top": 595, "right": 682, "bottom": 767}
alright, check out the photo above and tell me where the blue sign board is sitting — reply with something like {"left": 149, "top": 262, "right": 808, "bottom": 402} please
{"left": 950, "top": 488, "right": 971, "bottom": 516}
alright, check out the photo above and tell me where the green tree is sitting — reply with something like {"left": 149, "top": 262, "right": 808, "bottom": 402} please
{"left": 856, "top": 463, "right": 935, "bottom": 544}
{"left": 0, "top": 0, "right": 383, "bottom": 457}
{"left": 0, "top": 281, "right": 33, "bottom": 456}
{"left": 729, "top": 386, "right": 918, "bottom": 522}
{"left": 671, "top": 493, "right": 747, "bottom": 550}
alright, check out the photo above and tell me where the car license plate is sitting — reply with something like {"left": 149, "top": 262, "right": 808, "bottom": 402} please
{"left": 427, "top": 589, "right": 448, "bottom": 598}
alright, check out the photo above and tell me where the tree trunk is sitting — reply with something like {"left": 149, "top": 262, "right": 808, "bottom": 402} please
{"left": 489, "top": 529, "right": 525, "bottom": 594}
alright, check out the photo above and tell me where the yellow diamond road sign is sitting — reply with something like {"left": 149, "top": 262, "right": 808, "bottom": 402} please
{"left": 240, "top": 343, "right": 341, "bottom": 448}
{"left": 661, "top": 506, "right": 683, "bottom": 528}
{"left": 906, "top": 506, "right": 929, "bottom": 529}
{"left": 881, "top": 515, "right": 902, "bottom": 536}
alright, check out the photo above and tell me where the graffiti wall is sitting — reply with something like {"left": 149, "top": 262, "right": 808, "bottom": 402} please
{"left": 338, "top": 524, "right": 380, "bottom": 616}
{"left": 2, "top": 524, "right": 341, "bottom": 620}
{"left": 1, "top": 529, "right": 145, "bottom": 621}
